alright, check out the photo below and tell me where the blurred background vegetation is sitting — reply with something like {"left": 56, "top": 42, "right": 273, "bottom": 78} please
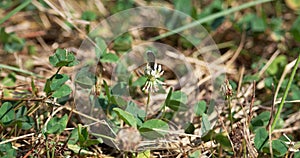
{"left": 0, "top": 0, "right": 300, "bottom": 157}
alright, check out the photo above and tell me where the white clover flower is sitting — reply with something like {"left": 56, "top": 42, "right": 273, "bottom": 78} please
{"left": 142, "top": 62, "right": 165, "bottom": 93}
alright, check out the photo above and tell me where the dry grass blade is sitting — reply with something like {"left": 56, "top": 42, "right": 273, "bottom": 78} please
{"left": 1, "top": 0, "right": 299, "bottom": 157}
{"left": 258, "top": 50, "right": 281, "bottom": 78}
{"left": 0, "top": 133, "right": 35, "bottom": 145}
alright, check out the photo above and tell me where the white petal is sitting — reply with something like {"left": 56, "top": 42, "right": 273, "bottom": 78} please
{"left": 142, "top": 82, "right": 147, "bottom": 91}
{"left": 156, "top": 79, "right": 165, "bottom": 85}
{"left": 151, "top": 70, "right": 156, "bottom": 76}
{"left": 158, "top": 64, "right": 161, "bottom": 72}
{"left": 159, "top": 70, "right": 164, "bottom": 76}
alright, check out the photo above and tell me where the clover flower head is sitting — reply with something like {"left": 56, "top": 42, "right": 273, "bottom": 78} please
{"left": 221, "top": 79, "right": 233, "bottom": 97}
{"left": 142, "top": 62, "right": 165, "bottom": 93}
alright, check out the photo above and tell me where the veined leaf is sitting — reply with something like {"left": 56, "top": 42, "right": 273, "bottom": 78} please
{"left": 113, "top": 108, "right": 137, "bottom": 128}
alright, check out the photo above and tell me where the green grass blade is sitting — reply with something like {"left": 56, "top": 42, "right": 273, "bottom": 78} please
{"left": 271, "top": 54, "right": 300, "bottom": 132}
{"left": 0, "top": 0, "right": 32, "bottom": 25}
{"left": 149, "top": 0, "right": 273, "bottom": 41}
{"left": 0, "top": 64, "right": 44, "bottom": 78}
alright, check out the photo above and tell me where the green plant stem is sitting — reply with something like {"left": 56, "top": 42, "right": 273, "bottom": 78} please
{"left": 271, "top": 54, "right": 300, "bottom": 132}
{"left": 46, "top": 139, "right": 50, "bottom": 158}
{"left": 49, "top": 67, "right": 63, "bottom": 80}
{"left": 149, "top": 0, "right": 273, "bottom": 41}
{"left": 51, "top": 142, "right": 55, "bottom": 158}
{"left": 0, "top": 64, "right": 44, "bottom": 78}
{"left": 0, "top": 0, "right": 32, "bottom": 25}
{"left": 269, "top": 127, "right": 273, "bottom": 158}
{"left": 227, "top": 96, "right": 233, "bottom": 131}
{"left": 243, "top": 139, "right": 247, "bottom": 158}
{"left": 145, "top": 92, "right": 150, "bottom": 121}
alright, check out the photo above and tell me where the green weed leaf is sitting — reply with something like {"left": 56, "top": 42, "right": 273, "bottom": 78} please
{"left": 46, "top": 114, "right": 68, "bottom": 135}
{"left": 291, "top": 15, "right": 300, "bottom": 42}
{"left": 139, "top": 119, "right": 169, "bottom": 140}
{"left": 68, "top": 127, "right": 79, "bottom": 145}
{"left": 44, "top": 79, "right": 52, "bottom": 95}
{"left": 164, "top": 87, "right": 173, "bottom": 107}
{"left": 81, "top": 11, "right": 97, "bottom": 21}
{"left": 0, "top": 27, "right": 25, "bottom": 53}
{"left": 238, "top": 13, "right": 266, "bottom": 32}
{"left": 215, "top": 133, "right": 232, "bottom": 150}
{"left": 266, "top": 55, "right": 287, "bottom": 75}
{"left": 95, "top": 37, "right": 107, "bottom": 58}
{"left": 2, "top": 73, "right": 16, "bottom": 87}
{"left": 49, "top": 48, "right": 79, "bottom": 67}
{"left": 16, "top": 116, "right": 34, "bottom": 130}
{"left": 52, "top": 84, "right": 72, "bottom": 98}
{"left": 184, "top": 122, "right": 195, "bottom": 134}
{"left": 100, "top": 53, "right": 119, "bottom": 63}
{"left": 197, "top": 0, "right": 224, "bottom": 29}
{"left": 132, "top": 76, "right": 147, "bottom": 87}
{"left": 113, "top": 33, "right": 132, "bottom": 52}
{"left": 170, "top": 91, "right": 188, "bottom": 103}
{"left": 50, "top": 74, "right": 69, "bottom": 91}
{"left": 16, "top": 106, "right": 34, "bottom": 130}
{"left": 103, "top": 80, "right": 112, "bottom": 102}
{"left": 174, "top": 0, "right": 192, "bottom": 15}
{"left": 125, "top": 101, "right": 145, "bottom": 126}
{"left": 189, "top": 150, "right": 201, "bottom": 158}
{"left": 137, "top": 150, "right": 151, "bottom": 158}
{"left": 166, "top": 90, "right": 188, "bottom": 111}
{"left": 194, "top": 101, "right": 206, "bottom": 116}
{"left": 167, "top": 100, "right": 188, "bottom": 111}
{"left": 254, "top": 127, "right": 268, "bottom": 151}
{"left": 0, "top": 102, "right": 15, "bottom": 126}
{"left": 263, "top": 139, "right": 288, "bottom": 157}
{"left": 251, "top": 111, "right": 270, "bottom": 131}
{"left": 243, "top": 74, "right": 260, "bottom": 83}
{"left": 75, "top": 67, "right": 97, "bottom": 89}
{"left": 201, "top": 113, "right": 211, "bottom": 136}
{"left": 113, "top": 108, "right": 137, "bottom": 128}
{"left": 0, "top": 141, "right": 17, "bottom": 158}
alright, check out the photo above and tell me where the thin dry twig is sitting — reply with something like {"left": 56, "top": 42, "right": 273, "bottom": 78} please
{"left": 0, "top": 97, "right": 44, "bottom": 101}
{"left": 237, "top": 66, "right": 245, "bottom": 95}
{"left": 226, "top": 31, "right": 246, "bottom": 67}
{"left": 267, "top": 84, "right": 276, "bottom": 130}
{"left": 216, "top": 107, "right": 236, "bottom": 153}
{"left": 258, "top": 49, "right": 280, "bottom": 77}
{"left": 248, "top": 81, "right": 255, "bottom": 125}
{"left": 273, "top": 126, "right": 300, "bottom": 133}
{"left": 0, "top": 133, "right": 35, "bottom": 145}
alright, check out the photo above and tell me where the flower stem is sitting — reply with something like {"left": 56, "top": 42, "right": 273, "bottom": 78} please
{"left": 271, "top": 54, "right": 300, "bottom": 132}
{"left": 227, "top": 96, "right": 234, "bottom": 131}
{"left": 145, "top": 92, "right": 150, "bottom": 121}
